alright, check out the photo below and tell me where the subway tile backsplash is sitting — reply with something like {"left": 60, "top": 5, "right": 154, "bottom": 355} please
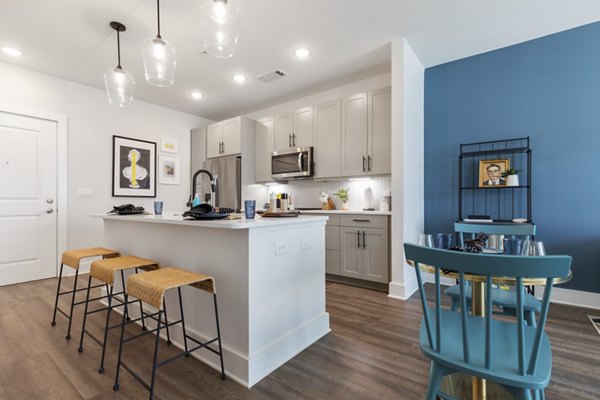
{"left": 264, "top": 176, "right": 391, "bottom": 210}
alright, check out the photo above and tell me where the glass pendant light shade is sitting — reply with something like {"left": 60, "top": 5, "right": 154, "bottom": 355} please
{"left": 105, "top": 21, "right": 134, "bottom": 107}
{"left": 142, "top": 37, "right": 176, "bottom": 87}
{"left": 201, "top": 0, "right": 241, "bottom": 58}
{"left": 104, "top": 67, "right": 135, "bottom": 107}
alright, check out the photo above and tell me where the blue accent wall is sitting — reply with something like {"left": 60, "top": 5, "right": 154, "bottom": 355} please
{"left": 425, "top": 22, "right": 600, "bottom": 293}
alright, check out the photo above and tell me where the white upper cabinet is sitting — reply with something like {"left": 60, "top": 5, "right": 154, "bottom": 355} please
{"left": 341, "top": 92, "right": 368, "bottom": 176}
{"left": 274, "top": 112, "right": 293, "bottom": 151}
{"left": 255, "top": 117, "right": 274, "bottom": 183}
{"left": 274, "top": 106, "right": 314, "bottom": 151}
{"left": 293, "top": 106, "right": 314, "bottom": 148}
{"left": 368, "top": 87, "right": 391, "bottom": 175}
{"left": 313, "top": 100, "right": 341, "bottom": 178}
{"left": 206, "top": 116, "right": 242, "bottom": 158}
{"left": 341, "top": 87, "right": 391, "bottom": 177}
{"left": 222, "top": 116, "right": 242, "bottom": 156}
{"left": 206, "top": 122, "right": 223, "bottom": 159}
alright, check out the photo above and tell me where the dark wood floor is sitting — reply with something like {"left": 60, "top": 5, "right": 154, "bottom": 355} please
{"left": 0, "top": 276, "right": 599, "bottom": 399}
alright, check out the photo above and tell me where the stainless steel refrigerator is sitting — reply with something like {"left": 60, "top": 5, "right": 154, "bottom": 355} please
{"left": 195, "top": 155, "right": 241, "bottom": 212}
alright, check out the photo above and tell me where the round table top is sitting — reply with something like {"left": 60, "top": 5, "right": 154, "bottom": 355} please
{"left": 406, "top": 259, "right": 572, "bottom": 286}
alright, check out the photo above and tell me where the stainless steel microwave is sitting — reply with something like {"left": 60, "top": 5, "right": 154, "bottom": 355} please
{"left": 271, "top": 147, "right": 313, "bottom": 180}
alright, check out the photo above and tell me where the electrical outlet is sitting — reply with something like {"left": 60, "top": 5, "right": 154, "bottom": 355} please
{"left": 275, "top": 240, "right": 288, "bottom": 255}
{"left": 301, "top": 238, "right": 313, "bottom": 249}
{"left": 77, "top": 188, "right": 93, "bottom": 198}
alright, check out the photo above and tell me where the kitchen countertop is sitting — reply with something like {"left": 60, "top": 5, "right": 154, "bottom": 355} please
{"left": 98, "top": 213, "right": 328, "bottom": 229}
{"left": 297, "top": 209, "right": 392, "bottom": 216}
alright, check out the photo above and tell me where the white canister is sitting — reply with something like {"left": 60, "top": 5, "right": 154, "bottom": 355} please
{"left": 379, "top": 200, "right": 390, "bottom": 212}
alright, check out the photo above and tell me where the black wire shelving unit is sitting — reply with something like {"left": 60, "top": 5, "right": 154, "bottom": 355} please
{"left": 458, "top": 137, "right": 532, "bottom": 223}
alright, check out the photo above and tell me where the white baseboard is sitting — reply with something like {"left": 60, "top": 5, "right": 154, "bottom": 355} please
{"left": 388, "top": 278, "right": 418, "bottom": 300}
{"left": 547, "top": 287, "right": 600, "bottom": 310}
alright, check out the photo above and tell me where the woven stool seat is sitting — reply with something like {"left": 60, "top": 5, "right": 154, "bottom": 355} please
{"left": 90, "top": 256, "right": 159, "bottom": 285}
{"left": 61, "top": 247, "right": 120, "bottom": 269}
{"left": 127, "top": 267, "right": 216, "bottom": 309}
{"left": 114, "top": 266, "right": 225, "bottom": 397}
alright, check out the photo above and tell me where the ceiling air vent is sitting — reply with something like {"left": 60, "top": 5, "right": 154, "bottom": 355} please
{"left": 257, "top": 70, "right": 287, "bottom": 83}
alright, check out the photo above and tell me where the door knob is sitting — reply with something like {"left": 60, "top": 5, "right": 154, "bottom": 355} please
{"left": 46, "top": 208, "right": 54, "bottom": 214}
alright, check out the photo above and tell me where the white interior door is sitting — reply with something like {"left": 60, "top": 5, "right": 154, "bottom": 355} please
{"left": 0, "top": 111, "right": 57, "bottom": 286}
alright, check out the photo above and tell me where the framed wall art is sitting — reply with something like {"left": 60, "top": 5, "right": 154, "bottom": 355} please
{"left": 159, "top": 137, "right": 178, "bottom": 154}
{"left": 158, "top": 154, "right": 180, "bottom": 185}
{"left": 112, "top": 135, "right": 157, "bottom": 197}
{"left": 479, "top": 159, "right": 509, "bottom": 187}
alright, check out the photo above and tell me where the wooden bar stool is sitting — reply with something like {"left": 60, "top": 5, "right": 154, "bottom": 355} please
{"left": 78, "top": 255, "right": 160, "bottom": 374}
{"left": 51, "top": 247, "right": 120, "bottom": 340}
{"left": 113, "top": 267, "right": 225, "bottom": 399}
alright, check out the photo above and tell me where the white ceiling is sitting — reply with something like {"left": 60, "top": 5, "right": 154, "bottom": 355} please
{"left": 2, "top": 0, "right": 600, "bottom": 121}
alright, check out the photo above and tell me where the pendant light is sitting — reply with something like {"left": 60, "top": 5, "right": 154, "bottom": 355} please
{"left": 142, "top": 0, "right": 176, "bottom": 87}
{"left": 104, "top": 21, "right": 134, "bottom": 107}
{"left": 201, "top": 0, "right": 241, "bottom": 59}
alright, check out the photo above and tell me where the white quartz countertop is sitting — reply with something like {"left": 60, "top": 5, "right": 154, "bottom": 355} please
{"left": 298, "top": 209, "right": 392, "bottom": 216}
{"left": 98, "top": 213, "right": 328, "bottom": 229}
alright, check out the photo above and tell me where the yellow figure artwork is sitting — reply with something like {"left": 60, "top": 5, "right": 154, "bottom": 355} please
{"left": 122, "top": 149, "right": 148, "bottom": 188}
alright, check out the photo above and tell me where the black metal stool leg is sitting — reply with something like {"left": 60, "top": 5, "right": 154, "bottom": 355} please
{"left": 78, "top": 276, "right": 93, "bottom": 352}
{"left": 177, "top": 287, "right": 189, "bottom": 354}
{"left": 162, "top": 298, "right": 172, "bottom": 345}
{"left": 51, "top": 263, "right": 65, "bottom": 327}
{"left": 135, "top": 267, "right": 147, "bottom": 331}
{"left": 98, "top": 285, "right": 114, "bottom": 374}
{"left": 213, "top": 293, "right": 226, "bottom": 380}
{"left": 65, "top": 269, "right": 80, "bottom": 340}
{"left": 149, "top": 309, "right": 163, "bottom": 400}
{"left": 120, "top": 270, "right": 130, "bottom": 321}
{"left": 113, "top": 294, "right": 128, "bottom": 392}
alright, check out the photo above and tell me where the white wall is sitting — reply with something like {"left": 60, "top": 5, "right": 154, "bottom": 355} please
{"left": 0, "top": 61, "right": 210, "bottom": 254}
{"left": 389, "top": 38, "right": 425, "bottom": 300}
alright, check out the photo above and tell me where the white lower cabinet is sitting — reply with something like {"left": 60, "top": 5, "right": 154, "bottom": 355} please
{"left": 323, "top": 213, "right": 389, "bottom": 283}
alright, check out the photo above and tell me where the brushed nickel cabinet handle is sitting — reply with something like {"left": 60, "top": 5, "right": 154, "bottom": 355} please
{"left": 352, "top": 219, "right": 371, "bottom": 223}
{"left": 362, "top": 156, "right": 366, "bottom": 172}
{"left": 357, "top": 230, "right": 361, "bottom": 248}
{"left": 362, "top": 231, "right": 366, "bottom": 249}
{"left": 368, "top": 155, "right": 372, "bottom": 171}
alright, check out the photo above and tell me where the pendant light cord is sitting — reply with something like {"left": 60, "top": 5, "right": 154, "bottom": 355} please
{"left": 156, "top": 0, "right": 162, "bottom": 39}
{"left": 116, "top": 30, "right": 122, "bottom": 69}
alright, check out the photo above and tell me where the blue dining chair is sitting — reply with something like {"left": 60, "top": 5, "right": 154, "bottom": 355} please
{"left": 404, "top": 243, "right": 571, "bottom": 400}
{"left": 446, "top": 222, "right": 540, "bottom": 326}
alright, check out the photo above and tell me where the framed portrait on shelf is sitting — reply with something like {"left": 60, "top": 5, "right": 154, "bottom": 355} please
{"left": 159, "top": 137, "right": 178, "bottom": 153}
{"left": 112, "top": 135, "right": 156, "bottom": 197}
{"left": 479, "top": 159, "right": 509, "bottom": 187}
{"left": 158, "top": 154, "right": 180, "bottom": 185}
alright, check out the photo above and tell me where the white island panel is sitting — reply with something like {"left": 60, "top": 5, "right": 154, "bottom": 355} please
{"left": 101, "top": 214, "right": 329, "bottom": 387}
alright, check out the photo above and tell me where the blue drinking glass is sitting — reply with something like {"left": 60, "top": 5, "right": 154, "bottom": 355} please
{"left": 153, "top": 201, "right": 163, "bottom": 215}
{"left": 244, "top": 200, "right": 256, "bottom": 220}
{"left": 434, "top": 233, "right": 453, "bottom": 249}
{"left": 503, "top": 238, "right": 524, "bottom": 255}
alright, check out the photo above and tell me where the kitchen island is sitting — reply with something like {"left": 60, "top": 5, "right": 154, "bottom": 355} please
{"left": 101, "top": 213, "right": 329, "bottom": 388}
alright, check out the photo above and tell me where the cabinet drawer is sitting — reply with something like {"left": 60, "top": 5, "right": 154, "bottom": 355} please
{"left": 325, "top": 215, "right": 340, "bottom": 226}
{"left": 325, "top": 226, "right": 340, "bottom": 250}
{"left": 340, "top": 215, "right": 388, "bottom": 229}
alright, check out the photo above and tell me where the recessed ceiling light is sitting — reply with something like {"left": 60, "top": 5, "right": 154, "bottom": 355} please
{"left": 232, "top": 74, "right": 246, "bottom": 83}
{"left": 191, "top": 91, "right": 203, "bottom": 100}
{"left": 2, "top": 46, "right": 23, "bottom": 57}
{"left": 294, "top": 48, "right": 310, "bottom": 58}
